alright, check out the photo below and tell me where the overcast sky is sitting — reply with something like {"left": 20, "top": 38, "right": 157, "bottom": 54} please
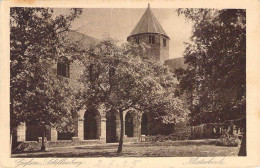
{"left": 67, "top": 8, "right": 193, "bottom": 59}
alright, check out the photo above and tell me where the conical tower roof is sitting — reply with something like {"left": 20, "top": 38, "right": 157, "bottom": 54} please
{"left": 128, "top": 4, "right": 169, "bottom": 39}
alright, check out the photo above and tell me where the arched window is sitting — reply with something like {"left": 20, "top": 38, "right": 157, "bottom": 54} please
{"left": 89, "top": 64, "right": 100, "bottom": 82}
{"left": 163, "top": 38, "right": 167, "bottom": 47}
{"left": 149, "top": 35, "right": 155, "bottom": 44}
{"left": 57, "top": 57, "right": 70, "bottom": 78}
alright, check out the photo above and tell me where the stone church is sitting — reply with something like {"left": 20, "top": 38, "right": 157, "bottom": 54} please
{"left": 16, "top": 5, "right": 186, "bottom": 144}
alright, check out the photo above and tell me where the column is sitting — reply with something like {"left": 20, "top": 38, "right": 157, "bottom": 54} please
{"left": 50, "top": 128, "right": 57, "bottom": 141}
{"left": 123, "top": 118, "right": 127, "bottom": 138}
{"left": 133, "top": 116, "right": 141, "bottom": 138}
{"left": 137, "top": 121, "right": 141, "bottom": 140}
{"left": 17, "top": 122, "right": 26, "bottom": 142}
{"left": 78, "top": 118, "right": 84, "bottom": 141}
{"left": 100, "top": 118, "right": 106, "bottom": 142}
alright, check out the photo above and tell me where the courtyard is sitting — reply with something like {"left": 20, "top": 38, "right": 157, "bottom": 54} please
{"left": 9, "top": 6, "right": 246, "bottom": 160}
{"left": 12, "top": 139, "right": 239, "bottom": 157}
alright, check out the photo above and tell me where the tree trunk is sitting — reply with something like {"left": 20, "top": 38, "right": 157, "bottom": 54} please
{"left": 117, "top": 110, "right": 124, "bottom": 153}
{"left": 41, "top": 125, "right": 46, "bottom": 151}
{"left": 238, "top": 131, "right": 246, "bottom": 156}
{"left": 11, "top": 126, "right": 18, "bottom": 153}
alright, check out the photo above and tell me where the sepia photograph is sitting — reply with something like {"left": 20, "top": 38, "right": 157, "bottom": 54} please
{"left": 8, "top": 4, "right": 247, "bottom": 158}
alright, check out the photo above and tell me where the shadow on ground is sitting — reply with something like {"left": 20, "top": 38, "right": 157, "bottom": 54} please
{"left": 12, "top": 140, "right": 239, "bottom": 157}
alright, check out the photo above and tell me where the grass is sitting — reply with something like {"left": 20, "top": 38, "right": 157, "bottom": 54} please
{"left": 12, "top": 139, "right": 240, "bottom": 157}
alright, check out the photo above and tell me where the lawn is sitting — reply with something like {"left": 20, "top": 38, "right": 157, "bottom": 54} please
{"left": 12, "top": 139, "right": 240, "bottom": 157}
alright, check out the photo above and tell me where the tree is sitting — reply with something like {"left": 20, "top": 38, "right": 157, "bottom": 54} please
{"left": 75, "top": 38, "right": 188, "bottom": 153}
{"left": 177, "top": 9, "right": 246, "bottom": 155}
{"left": 10, "top": 7, "right": 82, "bottom": 151}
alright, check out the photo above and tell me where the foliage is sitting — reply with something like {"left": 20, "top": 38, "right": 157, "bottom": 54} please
{"left": 75, "top": 38, "right": 189, "bottom": 152}
{"left": 176, "top": 9, "right": 246, "bottom": 126}
{"left": 216, "top": 132, "right": 240, "bottom": 147}
{"left": 10, "top": 7, "right": 82, "bottom": 132}
{"left": 76, "top": 38, "right": 188, "bottom": 120}
{"left": 177, "top": 8, "right": 246, "bottom": 155}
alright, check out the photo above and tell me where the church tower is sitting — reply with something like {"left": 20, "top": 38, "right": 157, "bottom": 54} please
{"left": 127, "top": 4, "right": 170, "bottom": 62}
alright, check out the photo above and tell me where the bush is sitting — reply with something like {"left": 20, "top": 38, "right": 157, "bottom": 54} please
{"left": 216, "top": 134, "right": 240, "bottom": 147}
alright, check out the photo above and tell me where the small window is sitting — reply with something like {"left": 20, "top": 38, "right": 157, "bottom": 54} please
{"left": 90, "top": 64, "right": 100, "bottom": 81}
{"left": 109, "top": 67, "right": 116, "bottom": 83}
{"left": 149, "top": 35, "right": 155, "bottom": 44}
{"left": 109, "top": 67, "right": 115, "bottom": 77}
{"left": 163, "top": 38, "right": 167, "bottom": 47}
{"left": 135, "top": 37, "right": 140, "bottom": 44}
{"left": 89, "top": 64, "right": 94, "bottom": 81}
{"left": 57, "top": 58, "right": 70, "bottom": 78}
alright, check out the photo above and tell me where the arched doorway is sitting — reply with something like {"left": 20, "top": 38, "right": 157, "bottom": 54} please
{"left": 125, "top": 112, "right": 133, "bottom": 137}
{"left": 57, "top": 131, "right": 73, "bottom": 140}
{"left": 141, "top": 113, "right": 148, "bottom": 135}
{"left": 106, "top": 112, "right": 117, "bottom": 143}
{"left": 26, "top": 124, "right": 51, "bottom": 141}
{"left": 84, "top": 110, "right": 101, "bottom": 140}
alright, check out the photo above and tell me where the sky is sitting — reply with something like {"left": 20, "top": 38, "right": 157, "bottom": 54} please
{"left": 66, "top": 7, "right": 194, "bottom": 59}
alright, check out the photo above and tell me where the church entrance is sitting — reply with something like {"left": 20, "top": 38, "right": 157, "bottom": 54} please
{"left": 84, "top": 110, "right": 101, "bottom": 140}
{"left": 125, "top": 112, "right": 133, "bottom": 137}
{"left": 106, "top": 112, "right": 117, "bottom": 143}
{"left": 141, "top": 113, "right": 148, "bottom": 135}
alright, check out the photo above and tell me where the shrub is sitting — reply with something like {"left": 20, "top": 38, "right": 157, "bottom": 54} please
{"left": 216, "top": 134, "right": 240, "bottom": 147}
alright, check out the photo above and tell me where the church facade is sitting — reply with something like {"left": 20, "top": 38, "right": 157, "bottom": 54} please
{"left": 16, "top": 5, "right": 181, "bottom": 143}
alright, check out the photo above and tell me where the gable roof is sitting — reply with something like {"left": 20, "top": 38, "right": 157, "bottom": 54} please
{"left": 165, "top": 57, "right": 187, "bottom": 71}
{"left": 62, "top": 30, "right": 99, "bottom": 50}
{"left": 128, "top": 4, "right": 169, "bottom": 39}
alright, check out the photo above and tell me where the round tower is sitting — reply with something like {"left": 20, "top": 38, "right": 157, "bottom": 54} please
{"left": 127, "top": 4, "right": 170, "bottom": 62}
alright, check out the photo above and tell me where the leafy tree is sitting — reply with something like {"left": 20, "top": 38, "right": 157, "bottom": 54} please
{"left": 75, "top": 38, "right": 188, "bottom": 153}
{"left": 177, "top": 9, "right": 246, "bottom": 155}
{"left": 10, "top": 7, "right": 82, "bottom": 151}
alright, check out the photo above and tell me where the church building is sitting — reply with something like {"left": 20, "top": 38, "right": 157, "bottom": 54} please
{"left": 16, "top": 5, "right": 185, "bottom": 144}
